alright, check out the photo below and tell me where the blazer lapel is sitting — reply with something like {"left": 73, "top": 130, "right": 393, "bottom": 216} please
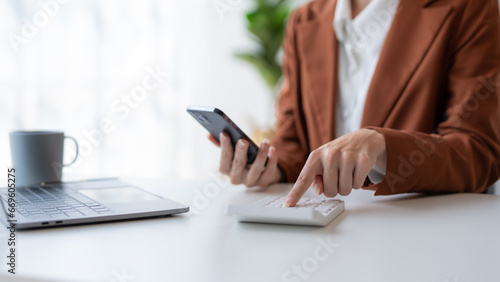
{"left": 361, "top": 0, "right": 452, "bottom": 127}
{"left": 295, "top": 0, "right": 337, "bottom": 146}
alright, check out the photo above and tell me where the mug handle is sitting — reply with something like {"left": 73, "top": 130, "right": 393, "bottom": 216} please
{"left": 63, "top": 136, "right": 79, "bottom": 166}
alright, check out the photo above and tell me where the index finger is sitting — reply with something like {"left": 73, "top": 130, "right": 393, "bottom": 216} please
{"left": 282, "top": 153, "right": 322, "bottom": 208}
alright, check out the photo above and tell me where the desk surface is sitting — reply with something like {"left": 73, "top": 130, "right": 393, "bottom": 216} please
{"left": 1, "top": 177, "right": 499, "bottom": 282}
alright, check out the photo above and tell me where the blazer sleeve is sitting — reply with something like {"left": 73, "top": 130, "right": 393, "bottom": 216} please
{"left": 366, "top": 1, "right": 500, "bottom": 195}
{"left": 271, "top": 11, "right": 309, "bottom": 183}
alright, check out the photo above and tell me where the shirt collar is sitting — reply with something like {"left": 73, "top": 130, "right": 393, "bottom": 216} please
{"left": 333, "top": 0, "right": 400, "bottom": 47}
{"left": 333, "top": 0, "right": 351, "bottom": 43}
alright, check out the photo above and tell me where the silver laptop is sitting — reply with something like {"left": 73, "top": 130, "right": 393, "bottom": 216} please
{"left": 0, "top": 178, "right": 189, "bottom": 229}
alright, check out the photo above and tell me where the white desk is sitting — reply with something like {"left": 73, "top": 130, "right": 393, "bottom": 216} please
{"left": 1, "top": 177, "right": 499, "bottom": 282}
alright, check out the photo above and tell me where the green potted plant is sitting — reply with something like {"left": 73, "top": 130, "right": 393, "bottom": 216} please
{"left": 235, "top": 0, "right": 291, "bottom": 142}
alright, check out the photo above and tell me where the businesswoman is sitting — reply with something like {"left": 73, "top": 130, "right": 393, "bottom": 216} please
{"left": 210, "top": 0, "right": 500, "bottom": 207}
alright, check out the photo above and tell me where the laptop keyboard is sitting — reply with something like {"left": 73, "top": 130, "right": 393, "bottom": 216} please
{"left": 1, "top": 185, "right": 113, "bottom": 220}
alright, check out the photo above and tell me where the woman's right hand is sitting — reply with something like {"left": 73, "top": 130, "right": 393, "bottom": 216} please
{"left": 208, "top": 132, "right": 282, "bottom": 187}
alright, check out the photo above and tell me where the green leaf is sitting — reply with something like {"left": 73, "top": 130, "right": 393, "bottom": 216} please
{"left": 235, "top": 0, "right": 291, "bottom": 93}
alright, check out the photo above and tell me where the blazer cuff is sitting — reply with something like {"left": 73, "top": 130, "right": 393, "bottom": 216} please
{"left": 363, "top": 126, "right": 411, "bottom": 195}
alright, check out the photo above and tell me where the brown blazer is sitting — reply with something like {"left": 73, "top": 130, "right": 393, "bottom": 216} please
{"left": 272, "top": 0, "right": 500, "bottom": 195}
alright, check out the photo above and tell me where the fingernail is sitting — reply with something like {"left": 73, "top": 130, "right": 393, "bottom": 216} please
{"left": 220, "top": 133, "right": 225, "bottom": 141}
{"left": 313, "top": 183, "right": 320, "bottom": 195}
{"left": 238, "top": 139, "right": 246, "bottom": 147}
{"left": 268, "top": 146, "right": 275, "bottom": 156}
{"left": 260, "top": 139, "right": 270, "bottom": 149}
{"left": 282, "top": 196, "right": 293, "bottom": 208}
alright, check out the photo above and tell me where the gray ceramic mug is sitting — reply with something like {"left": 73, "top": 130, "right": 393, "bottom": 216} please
{"left": 9, "top": 131, "right": 79, "bottom": 186}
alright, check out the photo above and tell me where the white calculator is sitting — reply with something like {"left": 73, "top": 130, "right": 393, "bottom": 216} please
{"left": 225, "top": 196, "right": 344, "bottom": 226}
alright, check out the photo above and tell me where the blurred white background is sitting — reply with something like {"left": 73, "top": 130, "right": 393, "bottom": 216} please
{"left": 0, "top": 0, "right": 498, "bottom": 193}
{"left": 0, "top": 0, "right": 304, "bottom": 181}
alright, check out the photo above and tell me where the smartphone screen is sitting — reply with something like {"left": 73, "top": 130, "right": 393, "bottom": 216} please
{"left": 187, "top": 105, "right": 259, "bottom": 163}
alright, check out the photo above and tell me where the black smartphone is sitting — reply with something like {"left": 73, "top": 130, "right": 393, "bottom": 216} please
{"left": 187, "top": 105, "right": 259, "bottom": 163}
